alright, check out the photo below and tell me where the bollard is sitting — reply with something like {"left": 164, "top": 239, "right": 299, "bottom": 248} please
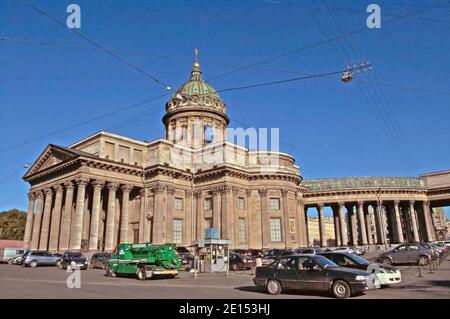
{"left": 428, "top": 260, "right": 433, "bottom": 274}
{"left": 418, "top": 263, "right": 423, "bottom": 277}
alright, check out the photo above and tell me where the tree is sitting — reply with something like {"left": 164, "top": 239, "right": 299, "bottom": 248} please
{"left": 0, "top": 209, "right": 27, "bottom": 240}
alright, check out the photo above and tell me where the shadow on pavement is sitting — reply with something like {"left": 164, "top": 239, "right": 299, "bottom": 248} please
{"left": 234, "top": 286, "right": 333, "bottom": 298}
{"left": 424, "top": 280, "right": 450, "bottom": 288}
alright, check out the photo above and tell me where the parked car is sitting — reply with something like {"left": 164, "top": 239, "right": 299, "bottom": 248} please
{"left": 90, "top": 252, "right": 111, "bottom": 269}
{"left": 296, "top": 247, "right": 327, "bottom": 255}
{"left": 418, "top": 243, "right": 440, "bottom": 260}
{"left": 433, "top": 241, "right": 449, "bottom": 253}
{"left": 233, "top": 249, "right": 263, "bottom": 258}
{"left": 10, "top": 249, "right": 30, "bottom": 265}
{"left": 23, "top": 251, "right": 62, "bottom": 267}
{"left": 60, "top": 252, "right": 88, "bottom": 270}
{"left": 376, "top": 243, "right": 432, "bottom": 266}
{"left": 334, "top": 246, "right": 365, "bottom": 255}
{"left": 178, "top": 253, "right": 194, "bottom": 270}
{"left": 229, "top": 253, "right": 252, "bottom": 271}
{"left": 319, "top": 251, "right": 401, "bottom": 286}
{"left": 0, "top": 248, "right": 26, "bottom": 264}
{"left": 253, "top": 254, "right": 377, "bottom": 298}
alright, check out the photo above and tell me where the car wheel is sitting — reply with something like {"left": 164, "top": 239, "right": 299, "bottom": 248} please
{"left": 418, "top": 256, "right": 429, "bottom": 266}
{"left": 232, "top": 264, "right": 239, "bottom": 271}
{"left": 30, "top": 260, "right": 38, "bottom": 268}
{"left": 106, "top": 265, "right": 116, "bottom": 277}
{"left": 56, "top": 260, "right": 62, "bottom": 267}
{"left": 332, "top": 280, "right": 351, "bottom": 299}
{"left": 137, "top": 267, "right": 147, "bottom": 280}
{"left": 266, "top": 279, "right": 282, "bottom": 295}
{"left": 381, "top": 257, "right": 392, "bottom": 265}
{"left": 7, "top": 259, "right": 13, "bottom": 265}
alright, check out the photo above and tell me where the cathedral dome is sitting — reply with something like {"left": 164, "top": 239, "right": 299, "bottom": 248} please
{"left": 164, "top": 49, "right": 227, "bottom": 117}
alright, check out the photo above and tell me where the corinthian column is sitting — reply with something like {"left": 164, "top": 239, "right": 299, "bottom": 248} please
{"left": 318, "top": 203, "right": 327, "bottom": 247}
{"left": 212, "top": 187, "right": 221, "bottom": 230}
{"left": 259, "top": 189, "right": 269, "bottom": 249}
{"left": 394, "top": 200, "right": 404, "bottom": 243}
{"left": 409, "top": 201, "right": 420, "bottom": 242}
{"left": 69, "top": 177, "right": 89, "bottom": 251}
{"left": 39, "top": 189, "right": 54, "bottom": 250}
{"left": 105, "top": 182, "right": 119, "bottom": 251}
{"left": 31, "top": 191, "right": 44, "bottom": 250}
{"left": 59, "top": 182, "right": 74, "bottom": 251}
{"left": 338, "top": 202, "right": 348, "bottom": 245}
{"left": 357, "top": 201, "right": 368, "bottom": 245}
{"left": 422, "top": 200, "right": 435, "bottom": 241}
{"left": 120, "top": 184, "right": 133, "bottom": 243}
{"left": 165, "top": 186, "right": 175, "bottom": 243}
{"left": 281, "top": 189, "right": 290, "bottom": 247}
{"left": 89, "top": 180, "right": 104, "bottom": 251}
{"left": 49, "top": 185, "right": 64, "bottom": 251}
{"left": 23, "top": 193, "right": 36, "bottom": 249}
{"left": 195, "top": 190, "right": 203, "bottom": 240}
{"left": 153, "top": 183, "right": 166, "bottom": 244}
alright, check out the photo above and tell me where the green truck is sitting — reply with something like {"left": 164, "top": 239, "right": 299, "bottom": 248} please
{"left": 106, "top": 243, "right": 181, "bottom": 280}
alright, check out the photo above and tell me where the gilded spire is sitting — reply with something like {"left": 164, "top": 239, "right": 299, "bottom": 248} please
{"left": 190, "top": 48, "right": 202, "bottom": 81}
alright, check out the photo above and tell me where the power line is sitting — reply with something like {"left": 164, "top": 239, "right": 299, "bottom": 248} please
{"left": 205, "top": 0, "right": 450, "bottom": 83}
{"left": 217, "top": 64, "right": 370, "bottom": 93}
{"left": 3, "top": 35, "right": 449, "bottom": 97}
{"left": 0, "top": 93, "right": 170, "bottom": 153}
{"left": 311, "top": 0, "right": 417, "bottom": 169}
{"left": 20, "top": 1, "right": 171, "bottom": 90}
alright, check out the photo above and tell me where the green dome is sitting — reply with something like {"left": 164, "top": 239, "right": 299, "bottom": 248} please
{"left": 172, "top": 65, "right": 221, "bottom": 99}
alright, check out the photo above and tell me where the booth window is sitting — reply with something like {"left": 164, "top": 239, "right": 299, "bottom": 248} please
{"left": 270, "top": 218, "right": 282, "bottom": 242}
{"left": 173, "top": 219, "right": 182, "bottom": 244}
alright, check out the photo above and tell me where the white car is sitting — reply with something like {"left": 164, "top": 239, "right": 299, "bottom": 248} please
{"left": 320, "top": 251, "right": 401, "bottom": 287}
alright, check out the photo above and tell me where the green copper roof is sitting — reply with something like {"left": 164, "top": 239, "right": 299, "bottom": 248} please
{"left": 172, "top": 65, "right": 221, "bottom": 99}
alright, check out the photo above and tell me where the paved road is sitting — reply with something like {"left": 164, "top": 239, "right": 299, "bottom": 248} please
{"left": 1, "top": 256, "right": 449, "bottom": 299}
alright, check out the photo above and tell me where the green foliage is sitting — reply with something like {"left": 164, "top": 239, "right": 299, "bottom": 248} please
{"left": 0, "top": 209, "right": 27, "bottom": 240}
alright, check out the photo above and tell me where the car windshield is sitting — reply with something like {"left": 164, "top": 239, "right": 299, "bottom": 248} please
{"left": 312, "top": 255, "right": 338, "bottom": 268}
{"left": 349, "top": 254, "right": 369, "bottom": 265}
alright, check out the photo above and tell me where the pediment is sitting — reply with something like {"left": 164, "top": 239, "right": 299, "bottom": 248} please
{"left": 23, "top": 144, "right": 80, "bottom": 179}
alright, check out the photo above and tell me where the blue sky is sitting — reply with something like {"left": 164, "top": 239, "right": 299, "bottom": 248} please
{"left": 0, "top": 0, "right": 449, "bottom": 217}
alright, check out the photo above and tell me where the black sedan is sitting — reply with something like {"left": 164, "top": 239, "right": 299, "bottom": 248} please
{"left": 90, "top": 252, "right": 111, "bottom": 269}
{"left": 253, "top": 254, "right": 376, "bottom": 298}
{"left": 60, "top": 252, "right": 88, "bottom": 270}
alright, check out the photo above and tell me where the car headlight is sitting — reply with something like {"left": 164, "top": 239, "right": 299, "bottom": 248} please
{"left": 355, "top": 275, "right": 367, "bottom": 281}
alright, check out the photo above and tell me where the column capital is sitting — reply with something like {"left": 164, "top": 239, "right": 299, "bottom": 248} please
{"left": 194, "top": 190, "right": 203, "bottom": 198}
{"left": 27, "top": 192, "right": 36, "bottom": 200}
{"left": 357, "top": 201, "right": 365, "bottom": 207}
{"left": 121, "top": 184, "right": 134, "bottom": 193}
{"left": 394, "top": 200, "right": 400, "bottom": 206}
{"left": 54, "top": 184, "right": 64, "bottom": 193}
{"left": 44, "top": 188, "right": 53, "bottom": 196}
{"left": 423, "top": 199, "right": 430, "bottom": 206}
{"left": 232, "top": 187, "right": 240, "bottom": 196}
{"left": 246, "top": 189, "right": 252, "bottom": 196}
{"left": 258, "top": 189, "right": 268, "bottom": 197}
{"left": 281, "top": 188, "right": 289, "bottom": 196}
{"left": 64, "top": 181, "right": 74, "bottom": 190}
{"left": 185, "top": 190, "right": 193, "bottom": 197}
{"left": 92, "top": 180, "right": 105, "bottom": 190}
{"left": 220, "top": 185, "right": 233, "bottom": 194}
{"left": 211, "top": 186, "right": 221, "bottom": 195}
{"left": 317, "top": 202, "right": 325, "bottom": 209}
{"left": 338, "top": 201, "right": 346, "bottom": 207}
{"left": 166, "top": 186, "right": 176, "bottom": 195}
{"left": 75, "top": 176, "right": 89, "bottom": 187}
{"left": 140, "top": 188, "right": 146, "bottom": 196}
{"left": 409, "top": 200, "right": 415, "bottom": 206}
{"left": 106, "top": 182, "right": 120, "bottom": 192}
{"left": 35, "top": 190, "right": 44, "bottom": 199}
{"left": 153, "top": 182, "right": 166, "bottom": 194}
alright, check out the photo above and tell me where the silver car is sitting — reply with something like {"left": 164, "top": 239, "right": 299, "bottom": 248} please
{"left": 23, "top": 251, "right": 62, "bottom": 268}
{"left": 376, "top": 243, "right": 432, "bottom": 266}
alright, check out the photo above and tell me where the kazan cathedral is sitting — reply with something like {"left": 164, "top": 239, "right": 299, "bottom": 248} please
{"left": 22, "top": 54, "right": 449, "bottom": 252}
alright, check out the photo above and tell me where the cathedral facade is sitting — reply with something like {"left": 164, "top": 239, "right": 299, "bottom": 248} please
{"left": 22, "top": 57, "right": 449, "bottom": 253}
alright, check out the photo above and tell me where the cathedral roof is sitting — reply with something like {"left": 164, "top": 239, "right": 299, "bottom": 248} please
{"left": 171, "top": 63, "right": 220, "bottom": 100}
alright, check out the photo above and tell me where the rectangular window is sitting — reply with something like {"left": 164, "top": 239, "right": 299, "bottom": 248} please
{"left": 174, "top": 198, "right": 183, "bottom": 210}
{"left": 270, "top": 218, "right": 282, "bottom": 242}
{"left": 204, "top": 218, "right": 213, "bottom": 230}
{"left": 105, "top": 142, "right": 115, "bottom": 160}
{"left": 269, "top": 198, "right": 280, "bottom": 210}
{"left": 238, "top": 219, "right": 246, "bottom": 243}
{"left": 237, "top": 197, "right": 245, "bottom": 210}
{"left": 118, "top": 145, "right": 130, "bottom": 163}
{"left": 180, "top": 126, "right": 187, "bottom": 141}
{"left": 173, "top": 219, "right": 182, "bottom": 244}
{"left": 204, "top": 125, "right": 213, "bottom": 143}
{"left": 204, "top": 197, "right": 213, "bottom": 210}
